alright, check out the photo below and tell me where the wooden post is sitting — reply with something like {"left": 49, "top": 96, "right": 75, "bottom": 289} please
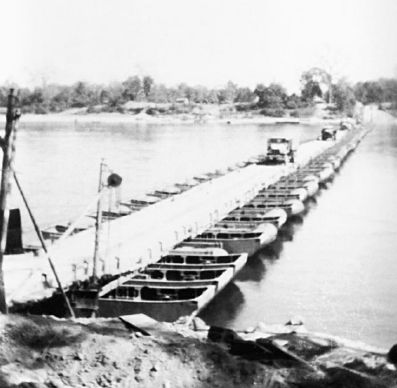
{"left": 0, "top": 89, "right": 20, "bottom": 314}
{"left": 92, "top": 159, "right": 106, "bottom": 283}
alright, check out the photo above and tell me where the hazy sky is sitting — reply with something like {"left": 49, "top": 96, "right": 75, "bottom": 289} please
{"left": 2, "top": 0, "right": 397, "bottom": 92}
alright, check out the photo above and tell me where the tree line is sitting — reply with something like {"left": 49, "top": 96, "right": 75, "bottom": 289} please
{"left": 0, "top": 69, "right": 396, "bottom": 116}
{"left": 0, "top": 77, "right": 258, "bottom": 114}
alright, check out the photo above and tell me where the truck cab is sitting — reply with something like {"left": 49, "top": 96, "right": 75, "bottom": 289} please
{"left": 320, "top": 127, "right": 337, "bottom": 141}
{"left": 340, "top": 120, "right": 354, "bottom": 131}
{"left": 263, "top": 138, "right": 295, "bottom": 164}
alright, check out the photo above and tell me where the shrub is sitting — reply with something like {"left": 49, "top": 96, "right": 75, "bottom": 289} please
{"left": 296, "top": 106, "right": 316, "bottom": 117}
{"left": 34, "top": 105, "right": 49, "bottom": 114}
{"left": 325, "top": 105, "right": 338, "bottom": 112}
{"left": 7, "top": 320, "right": 86, "bottom": 349}
{"left": 235, "top": 103, "right": 257, "bottom": 112}
{"left": 146, "top": 107, "right": 157, "bottom": 115}
{"left": 86, "top": 105, "right": 99, "bottom": 113}
{"left": 127, "top": 108, "right": 144, "bottom": 115}
{"left": 260, "top": 108, "right": 285, "bottom": 117}
{"left": 285, "top": 100, "right": 298, "bottom": 110}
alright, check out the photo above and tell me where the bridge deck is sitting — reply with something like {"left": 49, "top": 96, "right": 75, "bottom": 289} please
{"left": 4, "top": 140, "right": 332, "bottom": 304}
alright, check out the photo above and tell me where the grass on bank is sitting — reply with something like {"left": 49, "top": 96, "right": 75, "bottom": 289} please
{"left": 6, "top": 317, "right": 86, "bottom": 350}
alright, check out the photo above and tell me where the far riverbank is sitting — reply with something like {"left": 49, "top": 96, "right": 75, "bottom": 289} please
{"left": 0, "top": 111, "right": 347, "bottom": 127}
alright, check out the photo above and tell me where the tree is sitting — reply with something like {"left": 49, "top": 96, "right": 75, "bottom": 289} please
{"left": 354, "top": 81, "right": 384, "bottom": 104}
{"left": 148, "top": 84, "right": 169, "bottom": 103}
{"left": 254, "top": 83, "right": 286, "bottom": 108}
{"left": 235, "top": 87, "right": 255, "bottom": 103}
{"left": 51, "top": 87, "right": 72, "bottom": 111}
{"left": 225, "top": 81, "right": 238, "bottom": 103}
{"left": 143, "top": 76, "right": 154, "bottom": 99}
{"left": 71, "top": 82, "right": 92, "bottom": 107}
{"left": 206, "top": 89, "right": 219, "bottom": 104}
{"left": 20, "top": 87, "right": 53, "bottom": 113}
{"left": 301, "top": 80, "right": 323, "bottom": 101}
{"left": 122, "top": 76, "right": 142, "bottom": 101}
{"left": 332, "top": 79, "right": 356, "bottom": 116}
{"left": 190, "top": 86, "right": 208, "bottom": 103}
{"left": 176, "top": 83, "right": 196, "bottom": 102}
{"left": 105, "top": 82, "right": 124, "bottom": 109}
{"left": 285, "top": 93, "right": 302, "bottom": 109}
{"left": 99, "top": 89, "right": 110, "bottom": 104}
{"left": 379, "top": 78, "right": 397, "bottom": 102}
{"left": 0, "top": 88, "right": 8, "bottom": 106}
{"left": 301, "top": 67, "right": 331, "bottom": 102}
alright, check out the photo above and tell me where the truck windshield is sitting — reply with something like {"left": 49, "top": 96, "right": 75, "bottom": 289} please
{"left": 269, "top": 143, "right": 289, "bottom": 153}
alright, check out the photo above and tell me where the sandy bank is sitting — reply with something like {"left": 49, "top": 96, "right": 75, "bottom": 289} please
{"left": 0, "top": 111, "right": 344, "bottom": 127}
{"left": 0, "top": 314, "right": 395, "bottom": 388}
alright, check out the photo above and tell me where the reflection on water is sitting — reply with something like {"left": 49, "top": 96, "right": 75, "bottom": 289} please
{"left": 203, "top": 119, "right": 397, "bottom": 348}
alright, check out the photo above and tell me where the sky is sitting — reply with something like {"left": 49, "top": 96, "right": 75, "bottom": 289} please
{"left": 1, "top": 0, "right": 397, "bottom": 92}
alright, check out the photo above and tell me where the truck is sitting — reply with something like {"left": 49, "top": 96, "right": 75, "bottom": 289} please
{"left": 261, "top": 138, "right": 296, "bottom": 164}
{"left": 340, "top": 120, "right": 354, "bottom": 131}
{"left": 320, "top": 127, "right": 337, "bottom": 141}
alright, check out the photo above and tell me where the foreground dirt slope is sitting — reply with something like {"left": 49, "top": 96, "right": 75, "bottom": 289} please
{"left": 0, "top": 314, "right": 396, "bottom": 388}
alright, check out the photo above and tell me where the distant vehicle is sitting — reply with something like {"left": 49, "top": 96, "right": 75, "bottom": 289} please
{"left": 320, "top": 127, "right": 337, "bottom": 141}
{"left": 340, "top": 121, "right": 354, "bottom": 131}
{"left": 261, "top": 138, "right": 295, "bottom": 164}
{"left": 175, "top": 97, "right": 189, "bottom": 105}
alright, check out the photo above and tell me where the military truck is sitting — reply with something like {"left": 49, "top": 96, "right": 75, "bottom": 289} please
{"left": 261, "top": 138, "right": 296, "bottom": 164}
{"left": 320, "top": 127, "right": 337, "bottom": 141}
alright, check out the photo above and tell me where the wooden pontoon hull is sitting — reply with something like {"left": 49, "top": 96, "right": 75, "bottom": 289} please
{"left": 225, "top": 208, "right": 288, "bottom": 228}
{"left": 243, "top": 199, "right": 304, "bottom": 216}
{"left": 270, "top": 181, "right": 319, "bottom": 197}
{"left": 99, "top": 283, "right": 216, "bottom": 321}
{"left": 97, "top": 252, "right": 247, "bottom": 321}
{"left": 256, "top": 187, "right": 308, "bottom": 202}
{"left": 191, "top": 232, "right": 276, "bottom": 255}
{"left": 99, "top": 298, "right": 201, "bottom": 321}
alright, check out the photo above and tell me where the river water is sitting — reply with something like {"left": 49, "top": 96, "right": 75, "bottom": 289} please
{"left": 13, "top": 116, "right": 397, "bottom": 348}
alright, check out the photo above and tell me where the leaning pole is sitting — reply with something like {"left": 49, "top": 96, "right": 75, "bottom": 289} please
{"left": 0, "top": 89, "right": 20, "bottom": 314}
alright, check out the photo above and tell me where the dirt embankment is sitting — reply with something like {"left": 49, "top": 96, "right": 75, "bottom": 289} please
{"left": 0, "top": 314, "right": 396, "bottom": 388}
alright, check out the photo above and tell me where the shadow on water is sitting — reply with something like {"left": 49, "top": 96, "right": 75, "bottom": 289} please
{"left": 288, "top": 214, "right": 304, "bottom": 225}
{"left": 199, "top": 283, "right": 244, "bottom": 327}
{"left": 235, "top": 225, "right": 297, "bottom": 284}
{"left": 260, "top": 240, "right": 284, "bottom": 260}
{"left": 277, "top": 215, "right": 304, "bottom": 241}
{"left": 235, "top": 251, "right": 268, "bottom": 282}
{"left": 199, "top": 214, "right": 309, "bottom": 327}
{"left": 319, "top": 180, "right": 333, "bottom": 191}
{"left": 305, "top": 196, "right": 318, "bottom": 207}
{"left": 200, "top": 189, "right": 326, "bottom": 327}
